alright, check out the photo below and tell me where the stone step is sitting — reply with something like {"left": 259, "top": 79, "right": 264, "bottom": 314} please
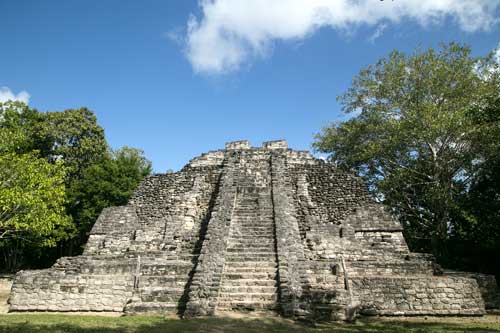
{"left": 226, "top": 246, "right": 274, "bottom": 251}
{"left": 139, "top": 276, "right": 187, "bottom": 287}
{"left": 225, "top": 251, "right": 276, "bottom": 256}
{"left": 225, "top": 255, "right": 277, "bottom": 262}
{"left": 218, "top": 293, "right": 278, "bottom": 302}
{"left": 231, "top": 217, "right": 274, "bottom": 224}
{"left": 140, "top": 289, "right": 184, "bottom": 302}
{"left": 133, "top": 258, "right": 193, "bottom": 266}
{"left": 226, "top": 249, "right": 276, "bottom": 254}
{"left": 232, "top": 224, "right": 274, "bottom": 233}
{"left": 140, "top": 295, "right": 182, "bottom": 303}
{"left": 222, "top": 279, "right": 277, "bottom": 287}
{"left": 232, "top": 226, "right": 274, "bottom": 230}
{"left": 139, "top": 265, "right": 192, "bottom": 275}
{"left": 226, "top": 244, "right": 274, "bottom": 250}
{"left": 226, "top": 244, "right": 274, "bottom": 248}
{"left": 227, "top": 239, "right": 274, "bottom": 244}
{"left": 226, "top": 241, "right": 274, "bottom": 246}
{"left": 229, "top": 223, "right": 273, "bottom": 228}
{"left": 223, "top": 272, "right": 276, "bottom": 280}
{"left": 226, "top": 244, "right": 274, "bottom": 253}
{"left": 227, "top": 236, "right": 275, "bottom": 242}
{"left": 224, "top": 261, "right": 277, "bottom": 268}
{"left": 216, "top": 300, "right": 278, "bottom": 311}
{"left": 223, "top": 264, "right": 277, "bottom": 271}
{"left": 220, "top": 286, "right": 278, "bottom": 293}
{"left": 230, "top": 228, "right": 274, "bottom": 232}
{"left": 228, "top": 236, "right": 274, "bottom": 241}
{"left": 223, "top": 265, "right": 277, "bottom": 273}
{"left": 139, "top": 286, "right": 184, "bottom": 295}
{"left": 232, "top": 215, "right": 273, "bottom": 218}
{"left": 125, "top": 301, "right": 178, "bottom": 314}
{"left": 229, "top": 234, "right": 275, "bottom": 238}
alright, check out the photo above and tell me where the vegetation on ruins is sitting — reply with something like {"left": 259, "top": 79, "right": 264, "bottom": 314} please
{"left": 314, "top": 43, "right": 500, "bottom": 276}
{"left": 0, "top": 101, "right": 151, "bottom": 271}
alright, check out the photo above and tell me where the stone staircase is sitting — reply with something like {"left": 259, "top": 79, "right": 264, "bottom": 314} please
{"left": 124, "top": 256, "right": 192, "bottom": 314}
{"left": 216, "top": 185, "right": 279, "bottom": 313}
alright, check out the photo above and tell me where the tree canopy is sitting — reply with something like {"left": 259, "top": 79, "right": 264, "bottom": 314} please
{"left": 0, "top": 152, "right": 73, "bottom": 245}
{"left": 0, "top": 101, "right": 152, "bottom": 271}
{"left": 314, "top": 43, "right": 500, "bottom": 269}
{"left": 34, "top": 107, "right": 108, "bottom": 178}
{"left": 67, "top": 146, "right": 152, "bottom": 238}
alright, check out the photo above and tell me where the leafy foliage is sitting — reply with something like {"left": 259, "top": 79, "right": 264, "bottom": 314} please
{"left": 67, "top": 147, "right": 152, "bottom": 244}
{"left": 0, "top": 101, "right": 152, "bottom": 270}
{"left": 314, "top": 43, "right": 500, "bottom": 263}
{"left": 34, "top": 108, "right": 108, "bottom": 177}
{"left": 1, "top": 102, "right": 72, "bottom": 247}
{"left": 0, "top": 101, "right": 41, "bottom": 154}
{"left": 0, "top": 153, "right": 73, "bottom": 245}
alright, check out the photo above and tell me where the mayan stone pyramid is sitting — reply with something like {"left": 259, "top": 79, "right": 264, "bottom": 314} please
{"left": 9, "top": 140, "right": 494, "bottom": 320}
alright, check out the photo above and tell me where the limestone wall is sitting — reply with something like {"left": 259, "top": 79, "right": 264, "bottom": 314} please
{"left": 443, "top": 271, "right": 500, "bottom": 309}
{"left": 85, "top": 206, "right": 139, "bottom": 255}
{"left": 128, "top": 166, "right": 222, "bottom": 255}
{"left": 352, "top": 276, "right": 485, "bottom": 316}
{"left": 301, "top": 164, "right": 371, "bottom": 225}
{"left": 9, "top": 257, "right": 136, "bottom": 312}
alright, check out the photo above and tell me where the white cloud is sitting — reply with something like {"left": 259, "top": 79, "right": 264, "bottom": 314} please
{"left": 184, "top": 0, "right": 500, "bottom": 74}
{"left": 368, "top": 23, "right": 387, "bottom": 44}
{"left": 495, "top": 43, "right": 500, "bottom": 64}
{"left": 0, "top": 87, "right": 30, "bottom": 104}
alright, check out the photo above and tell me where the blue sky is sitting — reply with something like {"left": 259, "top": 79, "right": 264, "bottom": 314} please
{"left": 1, "top": 0, "right": 499, "bottom": 172}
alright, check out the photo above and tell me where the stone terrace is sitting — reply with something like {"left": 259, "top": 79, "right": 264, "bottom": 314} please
{"left": 8, "top": 140, "right": 498, "bottom": 320}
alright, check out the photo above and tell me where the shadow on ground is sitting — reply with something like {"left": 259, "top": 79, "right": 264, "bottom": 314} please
{"left": 1, "top": 315, "right": 500, "bottom": 333}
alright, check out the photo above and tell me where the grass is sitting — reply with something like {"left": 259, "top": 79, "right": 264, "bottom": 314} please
{"left": 0, "top": 314, "right": 499, "bottom": 333}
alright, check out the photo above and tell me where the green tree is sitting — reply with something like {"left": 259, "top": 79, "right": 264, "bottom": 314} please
{"left": 314, "top": 43, "right": 499, "bottom": 258}
{"left": 0, "top": 153, "right": 73, "bottom": 244}
{"left": 0, "top": 102, "right": 74, "bottom": 270}
{"left": 447, "top": 95, "right": 500, "bottom": 274}
{"left": 35, "top": 108, "right": 108, "bottom": 178}
{"left": 1, "top": 102, "right": 152, "bottom": 268}
{"left": 30, "top": 108, "right": 108, "bottom": 254}
{"left": 67, "top": 146, "right": 152, "bottom": 251}
{"left": 0, "top": 101, "right": 41, "bottom": 154}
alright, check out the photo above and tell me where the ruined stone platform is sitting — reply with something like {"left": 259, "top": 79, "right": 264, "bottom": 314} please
{"left": 8, "top": 140, "right": 497, "bottom": 320}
